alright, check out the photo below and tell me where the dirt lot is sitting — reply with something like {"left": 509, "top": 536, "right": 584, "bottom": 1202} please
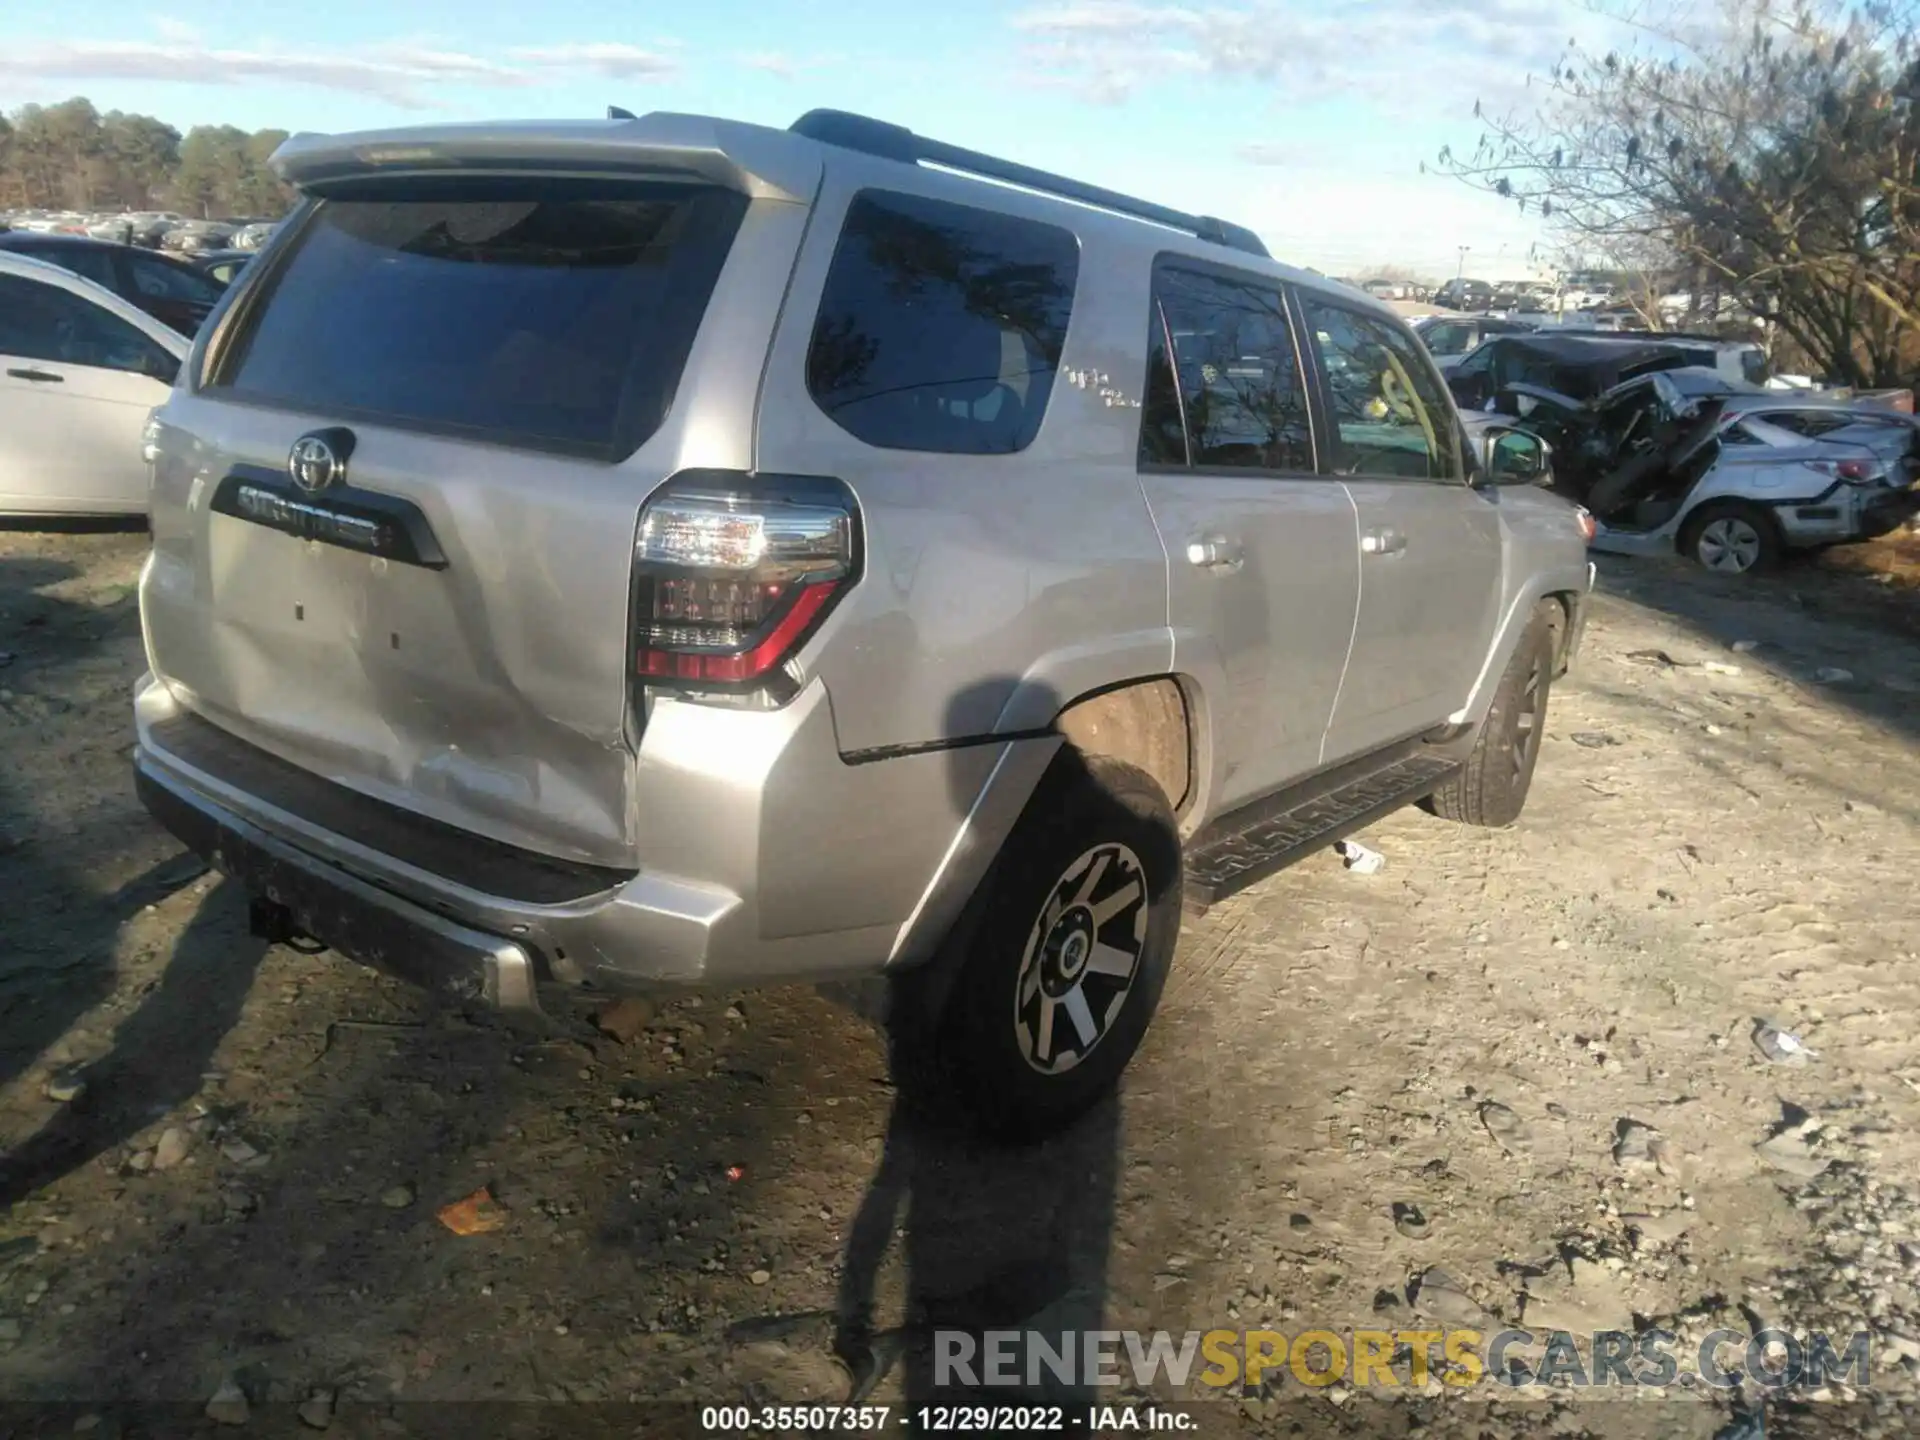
{"left": 3, "top": 529, "right": 1920, "bottom": 1439}
{"left": 1820, "top": 531, "right": 1920, "bottom": 613}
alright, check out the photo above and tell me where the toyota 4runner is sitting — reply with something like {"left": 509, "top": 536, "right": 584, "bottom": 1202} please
{"left": 133, "top": 108, "right": 1595, "bottom": 1137}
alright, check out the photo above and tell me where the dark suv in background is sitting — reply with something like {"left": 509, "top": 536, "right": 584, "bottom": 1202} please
{"left": 1433, "top": 278, "right": 1494, "bottom": 312}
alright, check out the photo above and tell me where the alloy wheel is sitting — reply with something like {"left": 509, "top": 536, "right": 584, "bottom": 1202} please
{"left": 1512, "top": 650, "right": 1544, "bottom": 777}
{"left": 1697, "top": 516, "right": 1763, "bottom": 573}
{"left": 1013, "top": 842, "right": 1149, "bottom": 1076}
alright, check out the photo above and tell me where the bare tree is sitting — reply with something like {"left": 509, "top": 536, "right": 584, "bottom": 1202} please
{"left": 1438, "top": 0, "right": 1920, "bottom": 385}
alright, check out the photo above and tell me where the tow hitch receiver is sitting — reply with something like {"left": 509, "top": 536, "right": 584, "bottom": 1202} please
{"left": 248, "top": 897, "right": 301, "bottom": 946}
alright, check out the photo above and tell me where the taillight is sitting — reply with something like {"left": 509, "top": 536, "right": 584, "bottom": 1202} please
{"left": 1805, "top": 457, "right": 1884, "bottom": 485}
{"left": 630, "top": 471, "right": 859, "bottom": 701}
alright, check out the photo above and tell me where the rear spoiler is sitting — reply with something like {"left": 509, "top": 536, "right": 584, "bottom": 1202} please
{"left": 270, "top": 113, "right": 822, "bottom": 204}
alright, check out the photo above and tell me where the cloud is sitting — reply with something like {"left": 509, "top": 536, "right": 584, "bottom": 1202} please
{"left": 740, "top": 52, "right": 799, "bottom": 79}
{"left": 0, "top": 33, "right": 684, "bottom": 108}
{"left": 510, "top": 43, "right": 681, "bottom": 81}
{"left": 149, "top": 16, "right": 201, "bottom": 44}
{"left": 1235, "top": 139, "right": 1308, "bottom": 166}
{"left": 1010, "top": 0, "right": 1579, "bottom": 106}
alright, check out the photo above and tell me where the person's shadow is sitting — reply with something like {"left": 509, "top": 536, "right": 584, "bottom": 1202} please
{"left": 0, "top": 881, "right": 267, "bottom": 1210}
{"left": 832, "top": 679, "right": 1133, "bottom": 1424}
{"left": 833, "top": 1030, "right": 1123, "bottom": 1420}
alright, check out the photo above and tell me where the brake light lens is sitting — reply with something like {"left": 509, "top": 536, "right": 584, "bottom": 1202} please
{"left": 631, "top": 472, "right": 859, "bottom": 697}
{"left": 1805, "top": 457, "right": 1884, "bottom": 485}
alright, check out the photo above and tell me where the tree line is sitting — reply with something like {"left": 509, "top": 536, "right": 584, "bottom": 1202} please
{"left": 1439, "top": 0, "right": 1920, "bottom": 387}
{"left": 0, "top": 97, "right": 296, "bottom": 219}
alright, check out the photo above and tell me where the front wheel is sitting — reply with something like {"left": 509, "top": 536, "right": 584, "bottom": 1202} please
{"left": 1680, "top": 500, "right": 1781, "bottom": 575}
{"left": 1429, "top": 605, "right": 1555, "bottom": 828}
{"left": 932, "top": 753, "right": 1182, "bottom": 1142}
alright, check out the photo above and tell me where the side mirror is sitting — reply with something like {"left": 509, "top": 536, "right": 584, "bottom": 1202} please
{"left": 1485, "top": 428, "right": 1550, "bottom": 484}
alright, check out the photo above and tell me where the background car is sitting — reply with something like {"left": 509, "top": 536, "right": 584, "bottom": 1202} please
{"left": 0, "top": 233, "right": 225, "bottom": 335}
{"left": 228, "top": 221, "right": 279, "bottom": 251}
{"left": 159, "top": 221, "right": 235, "bottom": 255}
{"left": 1508, "top": 366, "right": 1920, "bottom": 574}
{"left": 1412, "top": 313, "right": 1538, "bottom": 367}
{"left": 85, "top": 215, "right": 141, "bottom": 245}
{"left": 129, "top": 213, "right": 186, "bottom": 250}
{"left": 0, "top": 251, "right": 187, "bottom": 518}
{"left": 1444, "top": 331, "right": 1766, "bottom": 410}
{"left": 1432, "top": 277, "right": 1495, "bottom": 312}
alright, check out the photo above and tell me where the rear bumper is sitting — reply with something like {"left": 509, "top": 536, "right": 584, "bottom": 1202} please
{"left": 133, "top": 672, "right": 1055, "bottom": 1000}
{"left": 137, "top": 761, "right": 541, "bottom": 1012}
{"left": 1770, "top": 482, "right": 1919, "bottom": 546}
{"left": 1859, "top": 483, "right": 1920, "bottom": 540}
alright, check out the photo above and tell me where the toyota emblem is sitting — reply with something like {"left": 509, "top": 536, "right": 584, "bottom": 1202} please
{"left": 287, "top": 428, "right": 355, "bottom": 493}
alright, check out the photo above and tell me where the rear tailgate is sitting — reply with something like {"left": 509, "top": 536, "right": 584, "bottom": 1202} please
{"left": 141, "top": 122, "right": 817, "bottom": 866}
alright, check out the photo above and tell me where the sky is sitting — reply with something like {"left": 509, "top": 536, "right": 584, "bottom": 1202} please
{"left": 0, "top": 0, "right": 1610, "bottom": 280}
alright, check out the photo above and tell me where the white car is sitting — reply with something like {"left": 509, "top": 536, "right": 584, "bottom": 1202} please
{"left": 0, "top": 251, "right": 187, "bottom": 518}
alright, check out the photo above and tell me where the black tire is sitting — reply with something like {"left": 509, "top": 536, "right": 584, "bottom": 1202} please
{"left": 1429, "top": 606, "right": 1554, "bottom": 828}
{"left": 1678, "top": 500, "right": 1782, "bottom": 576}
{"left": 931, "top": 752, "right": 1182, "bottom": 1143}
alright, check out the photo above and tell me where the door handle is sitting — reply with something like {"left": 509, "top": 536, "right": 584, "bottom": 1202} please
{"left": 6, "top": 368, "right": 63, "bottom": 383}
{"left": 1360, "top": 529, "right": 1407, "bottom": 556}
{"left": 1185, "top": 537, "right": 1244, "bottom": 572}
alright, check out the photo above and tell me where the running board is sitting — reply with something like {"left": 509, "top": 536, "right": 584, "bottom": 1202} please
{"left": 1182, "top": 753, "right": 1461, "bottom": 909}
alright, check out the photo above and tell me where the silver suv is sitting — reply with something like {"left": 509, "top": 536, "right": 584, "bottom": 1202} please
{"left": 133, "top": 109, "right": 1595, "bottom": 1136}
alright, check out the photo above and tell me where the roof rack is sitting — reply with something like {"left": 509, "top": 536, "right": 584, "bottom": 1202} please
{"left": 788, "top": 108, "right": 1270, "bottom": 260}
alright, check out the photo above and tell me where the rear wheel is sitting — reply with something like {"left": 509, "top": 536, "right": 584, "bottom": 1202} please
{"left": 1429, "top": 606, "right": 1555, "bottom": 828}
{"left": 932, "top": 753, "right": 1181, "bottom": 1142}
{"left": 1680, "top": 500, "right": 1781, "bottom": 575}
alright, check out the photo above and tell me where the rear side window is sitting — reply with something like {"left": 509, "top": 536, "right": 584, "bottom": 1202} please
{"left": 212, "top": 179, "right": 748, "bottom": 459}
{"left": 40, "top": 245, "right": 118, "bottom": 290}
{"left": 0, "top": 274, "right": 172, "bottom": 377}
{"left": 1420, "top": 321, "right": 1474, "bottom": 357}
{"left": 806, "top": 190, "right": 1078, "bottom": 455}
{"left": 1140, "top": 262, "right": 1314, "bottom": 472}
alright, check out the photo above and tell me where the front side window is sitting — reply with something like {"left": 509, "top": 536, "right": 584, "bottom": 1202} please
{"left": 128, "top": 254, "right": 223, "bottom": 305}
{"left": 1140, "top": 263, "right": 1313, "bottom": 472}
{"left": 0, "top": 274, "right": 170, "bottom": 376}
{"left": 1301, "top": 299, "right": 1462, "bottom": 480}
{"left": 214, "top": 178, "right": 748, "bottom": 458}
{"left": 806, "top": 189, "right": 1079, "bottom": 455}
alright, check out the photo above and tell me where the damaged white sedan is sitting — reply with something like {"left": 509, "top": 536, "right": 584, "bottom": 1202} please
{"left": 1501, "top": 367, "right": 1920, "bottom": 575}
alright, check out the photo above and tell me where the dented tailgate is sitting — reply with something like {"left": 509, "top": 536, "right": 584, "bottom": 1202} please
{"left": 140, "top": 128, "right": 818, "bottom": 866}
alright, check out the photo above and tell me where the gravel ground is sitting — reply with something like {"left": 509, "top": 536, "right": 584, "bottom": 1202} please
{"left": 2, "top": 529, "right": 1919, "bottom": 1439}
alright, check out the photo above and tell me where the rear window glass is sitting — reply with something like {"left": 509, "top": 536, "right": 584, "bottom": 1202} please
{"left": 213, "top": 180, "right": 747, "bottom": 458}
{"left": 806, "top": 189, "right": 1079, "bottom": 455}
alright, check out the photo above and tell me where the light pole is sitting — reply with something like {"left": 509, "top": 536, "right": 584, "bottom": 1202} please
{"left": 1456, "top": 245, "right": 1470, "bottom": 282}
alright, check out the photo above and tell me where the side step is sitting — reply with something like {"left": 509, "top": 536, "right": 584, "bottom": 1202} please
{"left": 1182, "top": 753, "right": 1460, "bottom": 909}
